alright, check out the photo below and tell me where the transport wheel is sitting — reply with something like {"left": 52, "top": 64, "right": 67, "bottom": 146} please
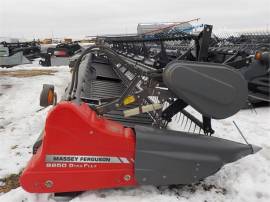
{"left": 40, "top": 84, "right": 55, "bottom": 107}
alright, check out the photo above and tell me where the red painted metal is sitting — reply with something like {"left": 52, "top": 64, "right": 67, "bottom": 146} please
{"left": 20, "top": 102, "right": 136, "bottom": 193}
{"left": 54, "top": 50, "right": 68, "bottom": 57}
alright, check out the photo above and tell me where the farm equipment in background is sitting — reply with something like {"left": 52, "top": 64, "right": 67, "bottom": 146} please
{"left": 0, "top": 41, "right": 41, "bottom": 67}
{"left": 21, "top": 24, "right": 262, "bottom": 195}
{"left": 41, "top": 38, "right": 53, "bottom": 44}
{"left": 39, "top": 42, "right": 83, "bottom": 66}
{"left": 64, "top": 38, "right": 73, "bottom": 43}
{"left": 210, "top": 33, "right": 270, "bottom": 105}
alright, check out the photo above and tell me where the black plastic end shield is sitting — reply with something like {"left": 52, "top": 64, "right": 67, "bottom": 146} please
{"left": 163, "top": 61, "right": 248, "bottom": 119}
{"left": 134, "top": 125, "right": 260, "bottom": 186}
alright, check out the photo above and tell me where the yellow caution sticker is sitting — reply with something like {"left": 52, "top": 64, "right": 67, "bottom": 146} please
{"left": 123, "top": 95, "right": 136, "bottom": 106}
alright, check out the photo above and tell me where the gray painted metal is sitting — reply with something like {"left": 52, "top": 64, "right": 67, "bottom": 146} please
{"left": 163, "top": 61, "right": 248, "bottom": 119}
{"left": 50, "top": 56, "right": 71, "bottom": 66}
{"left": 135, "top": 125, "right": 260, "bottom": 185}
{"left": 0, "top": 51, "right": 31, "bottom": 67}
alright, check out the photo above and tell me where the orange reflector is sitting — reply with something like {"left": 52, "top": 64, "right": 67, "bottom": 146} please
{"left": 255, "top": 51, "right": 262, "bottom": 61}
{"left": 47, "top": 90, "right": 54, "bottom": 105}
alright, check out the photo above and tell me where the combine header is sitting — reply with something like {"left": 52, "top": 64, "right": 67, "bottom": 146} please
{"left": 39, "top": 42, "right": 83, "bottom": 66}
{"left": 0, "top": 41, "right": 40, "bottom": 67}
{"left": 20, "top": 24, "right": 264, "bottom": 194}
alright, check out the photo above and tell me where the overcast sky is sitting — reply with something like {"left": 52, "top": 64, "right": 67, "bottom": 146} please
{"left": 0, "top": 0, "right": 269, "bottom": 39}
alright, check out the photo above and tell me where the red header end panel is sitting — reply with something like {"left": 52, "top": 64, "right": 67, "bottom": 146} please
{"left": 20, "top": 102, "right": 136, "bottom": 193}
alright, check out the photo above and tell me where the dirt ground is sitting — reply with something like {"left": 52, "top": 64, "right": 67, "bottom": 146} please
{"left": 0, "top": 69, "right": 57, "bottom": 78}
{"left": 0, "top": 173, "right": 21, "bottom": 193}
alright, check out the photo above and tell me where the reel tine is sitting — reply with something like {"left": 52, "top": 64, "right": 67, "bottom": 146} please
{"left": 188, "top": 121, "right": 192, "bottom": 132}
{"left": 184, "top": 117, "right": 189, "bottom": 130}
{"left": 173, "top": 113, "right": 178, "bottom": 122}
{"left": 181, "top": 115, "right": 185, "bottom": 126}
{"left": 193, "top": 125, "right": 197, "bottom": 133}
{"left": 177, "top": 113, "right": 182, "bottom": 123}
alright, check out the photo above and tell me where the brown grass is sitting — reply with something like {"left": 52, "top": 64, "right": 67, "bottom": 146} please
{"left": 0, "top": 173, "right": 21, "bottom": 193}
{"left": 0, "top": 69, "right": 57, "bottom": 78}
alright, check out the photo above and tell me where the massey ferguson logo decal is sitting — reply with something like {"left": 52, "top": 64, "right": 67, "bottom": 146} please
{"left": 45, "top": 155, "right": 130, "bottom": 164}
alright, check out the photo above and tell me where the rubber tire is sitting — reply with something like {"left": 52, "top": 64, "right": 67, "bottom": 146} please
{"left": 40, "top": 84, "right": 55, "bottom": 107}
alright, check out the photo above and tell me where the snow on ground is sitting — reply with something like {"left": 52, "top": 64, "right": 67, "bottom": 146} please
{"left": 0, "top": 61, "right": 70, "bottom": 179}
{"left": 0, "top": 62, "right": 270, "bottom": 202}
